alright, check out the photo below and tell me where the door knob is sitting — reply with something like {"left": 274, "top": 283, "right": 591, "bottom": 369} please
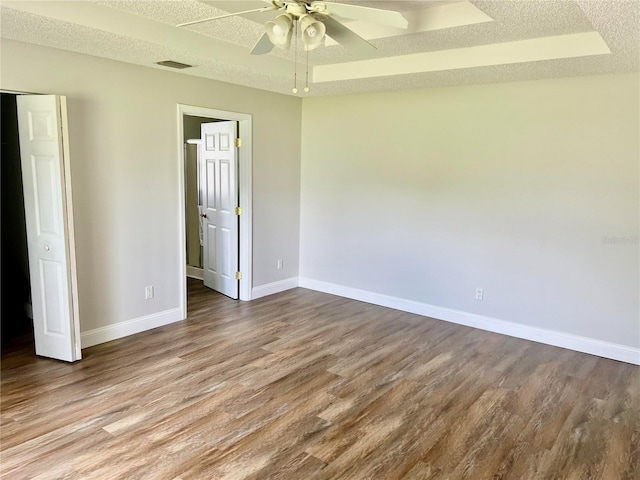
{"left": 44, "top": 245, "right": 51, "bottom": 251}
{"left": 200, "top": 213, "right": 207, "bottom": 218}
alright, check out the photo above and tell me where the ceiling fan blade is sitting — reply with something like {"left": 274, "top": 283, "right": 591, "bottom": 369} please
{"left": 250, "top": 32, "right": 275, "bottom": 55}
{"left": 322, "top": 15, "right": 376, "bottom": 53}
{"left": 320, "top": 2, "right": 408, "bottom": 29}
{"left": 177, "top": 5, "right": 277, "bottom": 27}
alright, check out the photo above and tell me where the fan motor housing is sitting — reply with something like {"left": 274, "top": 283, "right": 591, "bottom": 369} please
{"left": 285, "top": 2, "right": 307, "bottom": 17}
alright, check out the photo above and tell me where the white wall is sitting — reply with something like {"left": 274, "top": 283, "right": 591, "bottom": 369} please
{"left": 300, "top": 73, "right": 639, "bottom": 349}
{"left": 1, "top": 39, "right": 301, "bottom": 333}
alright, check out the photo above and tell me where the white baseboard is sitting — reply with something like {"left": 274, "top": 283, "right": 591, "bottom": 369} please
{"left": 252, "top": 277, "right": 299, "bottom": 300}
{"left": 81, "top": 307, "right": 184, "bottom": 349}
{"left": 298, "top": 277, "right": 640, "bottom": 366}
{"left": 186, "top": 266, "right": 204, "bottom": 280}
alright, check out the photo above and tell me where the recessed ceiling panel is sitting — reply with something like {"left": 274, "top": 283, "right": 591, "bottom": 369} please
{"left": 325, "top": 1, "right": 494, "bottom": 45}
{"left": 314, "top": 32, "right": 612, "bottom": 83}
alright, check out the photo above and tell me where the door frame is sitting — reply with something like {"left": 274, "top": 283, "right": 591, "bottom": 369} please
{"left": 177, "top": 104, "right": 253, "bottom": 312}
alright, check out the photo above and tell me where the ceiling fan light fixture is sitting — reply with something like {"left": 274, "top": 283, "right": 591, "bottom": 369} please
{"left": 300, "top": 14, "right": 326, "bottom": 51}
{"left": 266, "top": 13, "right": 293, "bottom": 49}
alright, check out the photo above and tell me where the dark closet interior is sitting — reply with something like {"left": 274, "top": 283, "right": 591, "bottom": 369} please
{"left": 1, "top": 93, "right": 32, "bottom": 347}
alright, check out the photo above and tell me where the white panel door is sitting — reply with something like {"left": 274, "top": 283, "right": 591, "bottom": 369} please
{"left": 201, "top": 121, "right": 239, "bottom": 299}
{"left": 16, "top": 95, "right": 81, "bottom": 362}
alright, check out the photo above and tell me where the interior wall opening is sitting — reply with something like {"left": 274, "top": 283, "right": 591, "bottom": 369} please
{"left": 183, "top": 114, "right": 225, "bottom": 280}
{"left": 1, "top": 93, "right": 33, "bottom": 353}
{"left": 178, "top": 104, "right": 253, "bottom": 314}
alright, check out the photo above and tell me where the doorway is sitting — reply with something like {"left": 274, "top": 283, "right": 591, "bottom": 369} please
{"left": 177, "top": 105, "right": 253, "bottom": 317}
{"left": 183, "top": 114, "right": 222, "bottom": 281}
{"left": 1, "top": 93, "right": 33, "bottom": 352}
{"left": 1, "top": 93, "right": 81, "bottom": 362}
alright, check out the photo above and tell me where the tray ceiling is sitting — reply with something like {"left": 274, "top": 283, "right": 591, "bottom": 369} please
{"left": 0, "top": 0, "right": 638, "bottom": 96}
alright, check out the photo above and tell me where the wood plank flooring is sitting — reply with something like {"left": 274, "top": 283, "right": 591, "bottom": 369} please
{"left": 2, "top": 279, "right": 639, "bottom": 479}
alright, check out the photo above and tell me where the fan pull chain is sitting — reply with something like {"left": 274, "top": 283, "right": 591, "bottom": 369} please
{"left": 304, "top": 47, "right": 310, "bottom": 93}
{"left": 292, "top": 19, "right": 298, "bottom": 94}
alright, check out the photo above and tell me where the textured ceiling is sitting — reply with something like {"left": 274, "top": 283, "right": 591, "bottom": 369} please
{"left": 0, "top": 0, "right": 638, "bottom": 97}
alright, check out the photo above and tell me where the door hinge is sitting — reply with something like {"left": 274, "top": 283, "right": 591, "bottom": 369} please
{"left": 235, "top": 138, "right": 242, "bottom": 148}
{"left": 235, "top": 271, "right": 242, "bottom": 280}
{"left": 235, "top": 207, "right": 242, "bottom": 216}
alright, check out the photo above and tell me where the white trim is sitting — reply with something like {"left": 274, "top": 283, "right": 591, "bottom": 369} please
{"left": 81, "top": 308, "right": 184, "bottom": 349}
{"left": 298, "top": 278, "right": 640, "bottom": 365}
{"left": 237, "top": 118, "right": 253, "bottom": 302}
{"left": 177, "top": 111, "right": 188, "bottom": 321}
{"left": 252, "top": 277, "right": 299, "bottom": 299}
{"left": 177, "top": 104, "right": 253, "bottom": 311}
{"left": 0, "top": 89, "right": 34, "bottom": 94}
{"left": 186, "top": 265, "right": 204, "bottom": 280}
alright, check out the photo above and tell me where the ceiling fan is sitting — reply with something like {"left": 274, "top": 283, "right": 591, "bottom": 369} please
{"left": 177, "top": 1, "right": 409, "bottom": 55}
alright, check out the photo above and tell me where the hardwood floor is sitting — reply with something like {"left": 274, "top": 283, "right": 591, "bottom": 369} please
{"left": 2, "top": 279, "right": 638, "bottom": 479}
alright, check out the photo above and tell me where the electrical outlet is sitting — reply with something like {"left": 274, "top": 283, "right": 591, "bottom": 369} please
{"left": 145, "top": 286, "right": 154, "bottom": 300}
{"left": 475, "top": 288, "right": 483, "bottom": 301}
{"left": 277, "top": 259, "right": 283, "bottom": 270}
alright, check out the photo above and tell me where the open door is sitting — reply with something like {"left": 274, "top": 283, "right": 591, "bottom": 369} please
{"left": 201, "top": 121, "right": 239, "bottom": 299}
{"left": 16, "top": 95, "right": 81, "bottom": 362}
